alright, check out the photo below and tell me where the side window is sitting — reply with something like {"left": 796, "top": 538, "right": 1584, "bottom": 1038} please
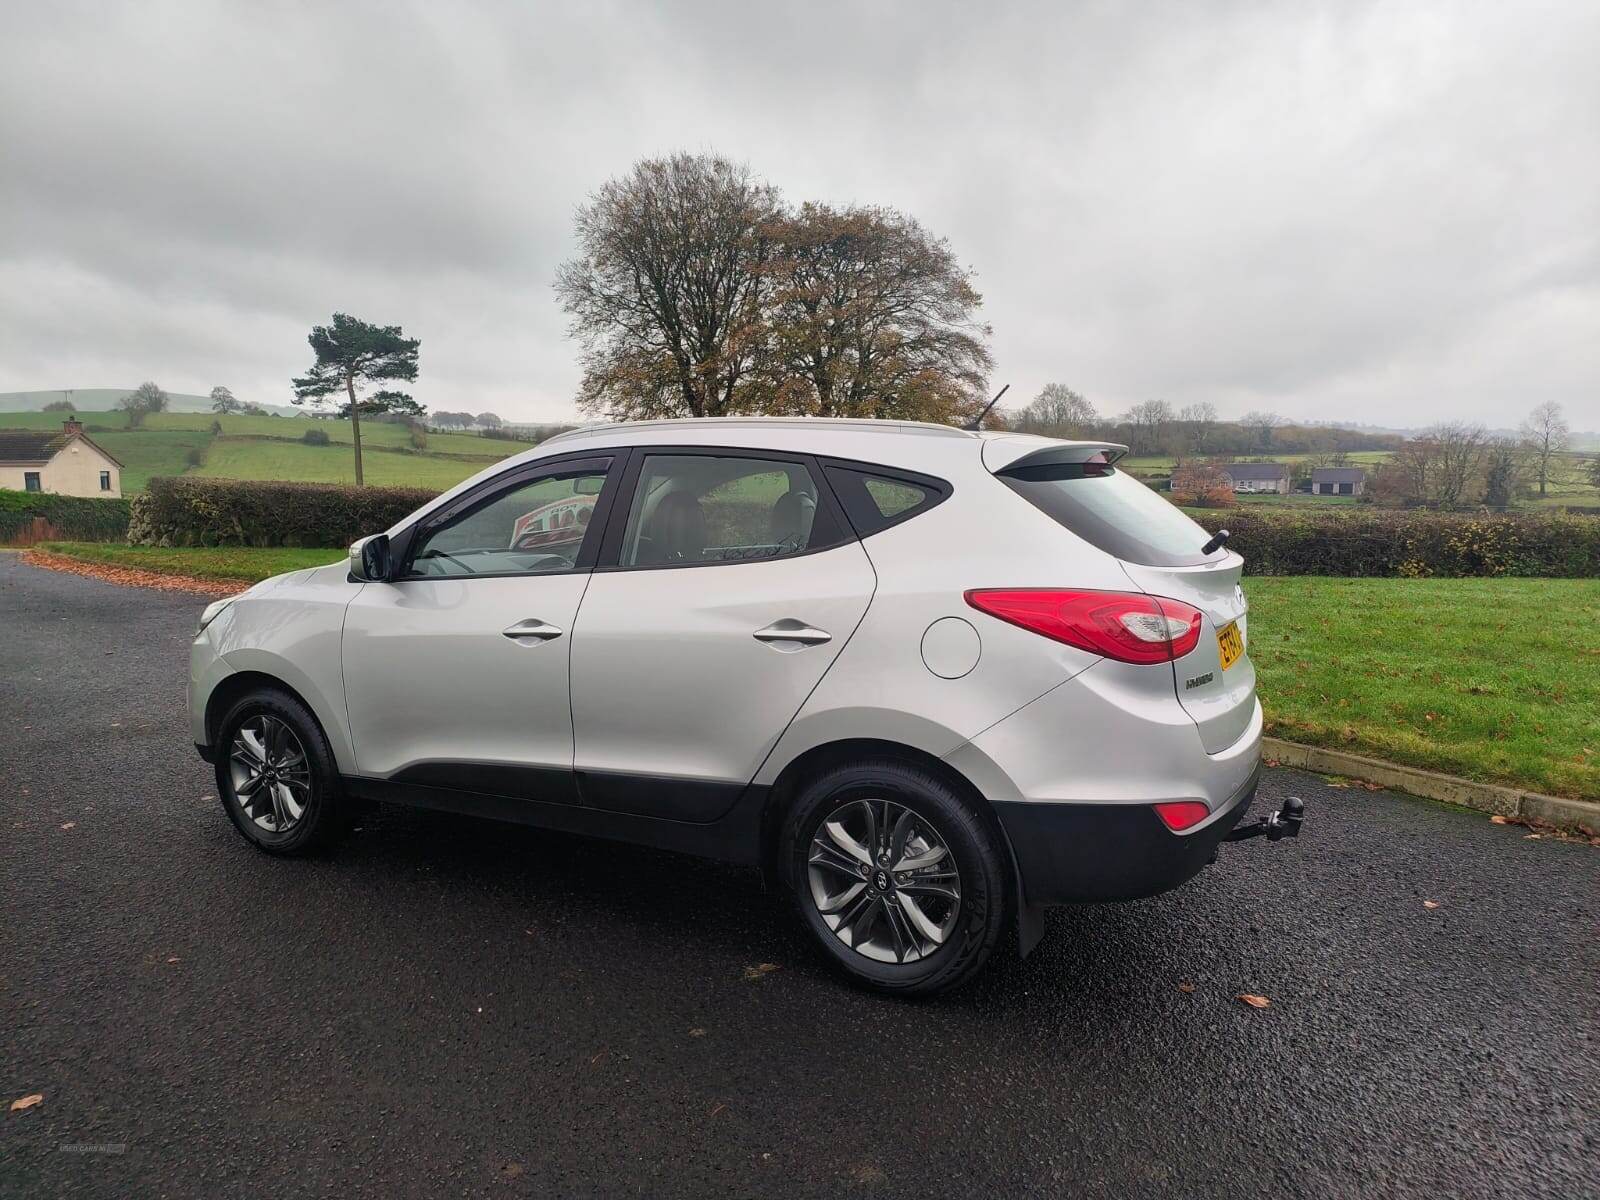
{"left": 407, "top": 461, "right": 610, "bottom": 578}
{"left": 100, "top": 471, "right": 112, "bottom": 491}
{"left": 823, "top": 465, "right": 948, "bottom": 537}
{"left": 24, "top": 472, "right": 41, "bottom": 492}
{"left": 617, "top": 454, "right": 841, "bottom": 568}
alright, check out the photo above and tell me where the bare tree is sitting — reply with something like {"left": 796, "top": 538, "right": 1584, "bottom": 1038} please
{"left": 1178, "top": 400, "right": 1217, "bottom": 454}
{"left": 1519, "top": 401, "right": 1569, "bottom": 497}
{"left": 754, "top": 203, "right": 991, "bottom": 423}
{"left": 1125, "top": 399, "right": 1174, "bottom": 456}
{"left": 1240, "top": 409, "right": 1285, "bottom": 451}
{"left": 1017, "top": 383, "right": 1098, "bottom": 438}
{"left": 556, "top": 153, "right": 781, "bottom": 420}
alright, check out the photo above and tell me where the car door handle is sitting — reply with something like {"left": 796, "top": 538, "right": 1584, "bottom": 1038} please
{"left": 752, "top": 619, "right": 832, "bottom": 648}
{"left": 502, "top": 618, "right": 563, "bottom": 643}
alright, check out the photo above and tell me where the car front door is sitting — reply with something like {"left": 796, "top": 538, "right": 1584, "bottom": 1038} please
{"left": 341, "top": 454, "right": 619, "bottom": 802}
{"left": 568, "top": 449, "right": 876, "bottom": 821}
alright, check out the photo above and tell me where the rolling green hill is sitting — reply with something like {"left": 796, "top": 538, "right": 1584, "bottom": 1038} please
{"left": 0, "top": 388, "right": 302, "bottom": 416}
{"left": 1, "top": 409, "right": 539, "bottom": 493}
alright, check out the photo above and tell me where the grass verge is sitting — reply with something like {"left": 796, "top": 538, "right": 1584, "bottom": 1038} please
{"left": 38, "top": 541, "right": 340, "bottom": 583}
{"left": 1246, "top": 577, "right": 1598, "bottom": 801}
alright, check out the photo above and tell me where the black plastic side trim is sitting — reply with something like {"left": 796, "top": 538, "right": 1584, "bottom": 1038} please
{"left": 993, "top": 763, "right": 1260, "bottom": 905}
{"left": 578, "top": 769, "right": 746, "bottom": 823}
{"left": 194, "top": 741, "right": 214, "bottom": 764}
{"left": 342, "top": 776, "right": 769, "bottom": 866}
{"left": 391, "top": 761, "right": 580, "bottom": 807}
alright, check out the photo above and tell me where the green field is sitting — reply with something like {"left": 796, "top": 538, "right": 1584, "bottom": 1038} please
{"left": 193, "top": 438, "right": 506, "bottom": 490}
{"left": 0, "top": 409, "right": 537, "bottom": 493}
{"left": 29, "top": 543, "right": 1598, "bottom": 800}
{"left": 1246, "top": 576, "right": 1598, "bottom": 801}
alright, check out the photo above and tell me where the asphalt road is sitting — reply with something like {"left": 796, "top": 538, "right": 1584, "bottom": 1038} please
{"left": 2, "top": 552, "right": 1596, "bottom": 1199}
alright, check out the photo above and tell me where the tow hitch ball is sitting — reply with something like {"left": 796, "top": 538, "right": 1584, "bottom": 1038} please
{"left": 1226, "top": 796, "right": 1305, "bottom": 843}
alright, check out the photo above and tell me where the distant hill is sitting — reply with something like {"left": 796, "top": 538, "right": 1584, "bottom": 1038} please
{"left": 0, "top": 389, "right": 305, "bottom": 418}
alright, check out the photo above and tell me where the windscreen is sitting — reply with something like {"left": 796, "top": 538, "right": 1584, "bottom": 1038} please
{"left": 999, "top": 462, "right": 1220, "bottom": 567}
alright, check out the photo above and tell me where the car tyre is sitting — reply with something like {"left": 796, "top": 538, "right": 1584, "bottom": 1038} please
{"left": 214, "top": 687, "right": 349, "bottom": 856}
{"left": 780, "top": 759, "right": 1008, "bottom": 997}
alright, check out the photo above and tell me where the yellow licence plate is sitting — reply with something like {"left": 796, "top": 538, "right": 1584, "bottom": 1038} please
{"left": 1216, "top": 620, "right": 1244, "bottom": 671}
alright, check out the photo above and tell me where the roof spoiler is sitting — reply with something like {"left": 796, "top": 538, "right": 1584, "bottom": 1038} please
{"left": 982, "top": 438, "right": 1130, "bottom": 474}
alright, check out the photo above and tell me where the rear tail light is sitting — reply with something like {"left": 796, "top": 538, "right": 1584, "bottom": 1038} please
{"left": 965, "top": 589, "right": 1203, "bottom": 664}
{"left": 1154, "top": 801, "right": 1211, "bottom": 832}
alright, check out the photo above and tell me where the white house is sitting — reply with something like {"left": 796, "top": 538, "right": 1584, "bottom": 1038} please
{"left": 0, "top": 419, "right": 123, "bottom": 498}
{"left": 1219, "top": 462, "right": 1290, "bottom": 495}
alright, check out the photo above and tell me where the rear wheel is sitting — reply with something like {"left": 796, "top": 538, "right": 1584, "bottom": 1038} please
{"left": 214, "top": 688, "right": 348, "bottom": 855}
{"left": 780, "top": 759, "right": 1007, "bottom": 996}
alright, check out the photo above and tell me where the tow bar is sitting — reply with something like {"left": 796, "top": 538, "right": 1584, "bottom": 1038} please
{"left": 1225, "top": 796, "right": 1305, "bottom": 843}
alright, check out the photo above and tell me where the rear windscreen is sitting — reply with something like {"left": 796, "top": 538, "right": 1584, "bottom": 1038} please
{"left": 999, "top": 463, "right": 1221, "bottom": 566}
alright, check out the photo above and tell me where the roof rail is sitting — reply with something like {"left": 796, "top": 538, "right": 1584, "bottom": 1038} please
{"left": 538, "top": 416, "right": 977, "bottom": 447}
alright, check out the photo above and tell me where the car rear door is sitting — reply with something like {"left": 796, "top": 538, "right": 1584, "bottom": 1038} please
{"left": 567, "top": 448, "right": 876, "bottom": 821}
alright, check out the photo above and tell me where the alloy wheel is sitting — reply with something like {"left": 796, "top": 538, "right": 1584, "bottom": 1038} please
{"left": 807, "top": 798, "right": 962, "bottom": 964}
{"left": 228, "top": 715, "right": 312, "bottom": 833}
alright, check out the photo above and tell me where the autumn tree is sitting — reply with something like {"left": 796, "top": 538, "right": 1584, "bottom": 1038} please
{"left": 210, "top": 386, "right": 241, "bottom": 414}
{"left": 753, "top": 203, "right": 991, "bottom": 422}
{"left": 556, "top": 153, "right": 780, "bottom": 420}
{"left": 43, "top": 397, "right": 75, "bottom": 412}
{"left": 291, "top": 312, "right": 421, "bottom": 485}
{"left": 1519, "top": 401, "right": 1568, "bottom": 497}
{"left": 1016, "top": 383, "right": 1097, "bottom": 438}
{"left": 119, "top": 380, "right": 169, "bottom": 427}
{"left": 1376, "top": 422, "right": 1489, "bottom": 507}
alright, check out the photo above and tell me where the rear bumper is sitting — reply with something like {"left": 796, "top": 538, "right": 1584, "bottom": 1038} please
{"left": 994, "top": 761, "right": 1260, "bottom": 905}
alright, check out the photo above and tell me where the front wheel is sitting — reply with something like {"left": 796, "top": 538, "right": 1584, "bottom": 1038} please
{"left": 214, "top": 688, "right": 349, "bottom": 855}
{"left": 780, "top": 760, "right": 1008, "bottom": 996}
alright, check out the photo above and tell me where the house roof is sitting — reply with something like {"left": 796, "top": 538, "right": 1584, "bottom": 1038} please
{"left": 1221, "top": 462, "right": 1288, "bottom": 480}
{"left": 1311, "top": 467, "right": 1367, "bottom": 482}
{"left": 0, "top": 428, "right": 124, "bottom": 468}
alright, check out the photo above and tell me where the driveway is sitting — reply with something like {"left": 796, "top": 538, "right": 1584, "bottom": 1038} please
{"left": 3, "top": 552, "right": 1596, "bottom": 1198}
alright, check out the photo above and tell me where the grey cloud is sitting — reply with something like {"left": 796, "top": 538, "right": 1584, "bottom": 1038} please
{"left": 1, "top": 0, "right": 1595, "bottom": 425}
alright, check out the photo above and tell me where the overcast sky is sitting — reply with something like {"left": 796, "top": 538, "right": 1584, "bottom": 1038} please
{"left": 2, "top": 0, "right": 1595, "bottom": 427}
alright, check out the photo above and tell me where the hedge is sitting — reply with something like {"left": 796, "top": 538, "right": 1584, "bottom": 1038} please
{"left": 1189, "top": 509, "right": 1600, "bottom": 577}
{"left": 128, "top": 477, "right": 440, "bottom": 548}
{"left": 0, "top": 488, "right": 132, "bottom": 543}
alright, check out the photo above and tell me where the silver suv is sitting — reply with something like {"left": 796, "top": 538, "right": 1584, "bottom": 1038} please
{"left": 189, "top": 418, "right": 1292, "bottom": 994}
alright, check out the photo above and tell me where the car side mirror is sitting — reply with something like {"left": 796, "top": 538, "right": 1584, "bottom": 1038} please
{"left": 350, "top": 533, "right": 394, "bottom": 582}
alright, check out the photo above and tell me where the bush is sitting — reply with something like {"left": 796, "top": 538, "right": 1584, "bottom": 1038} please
{"left": 409, "top": 425, "right": 428, "bottom": 450}
{"left": 302, "top": 427, "right": 331, "bottom": 446}
{"left": 127, "top": 476, "right": 439, "bottom": 547}
{"left": 1188, "top": 508, "right": 1600, "bottom": 577}
{"left": 185, "top": 446, "right": 205, "bottom": 467}
{"left": 0, "top": 488, "right": 131, "bottom": 543}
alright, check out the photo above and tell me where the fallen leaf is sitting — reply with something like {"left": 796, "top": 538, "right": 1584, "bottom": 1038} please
{"left": 1177, "top": 982, "right": 1195, "bottom": 993}
{"left": 166, "top": 956, "right": 180, "bottom": 964}
{"left": 501, "top": 1163, "right": 524, "bottom": 1179}
{"left": 1490, "top": 815, "right": 1510, "bottom": 825}
{"left": 688, "top": 1027, "right": 706, "bottom": 1037}
{"left": 1524, "top": 833, "right": 1542, "bottom": 840}
{"left": 1422, "top": 900, "right": 1441, "bottom": 910}
{"left": 10, "top": 1094, "right": 43, "bottom": 1112}
{"left": 708, "top": 1102, "right": 726, "bottom": 1118}
{"left": 59, "top": 821, "right": 75, "bottom": 830}
{"left": 1236, "top": 993, "right": 1271, "bottom": 1009}
{"left": 743, "top": 962, "right": 781, "bottom": 981}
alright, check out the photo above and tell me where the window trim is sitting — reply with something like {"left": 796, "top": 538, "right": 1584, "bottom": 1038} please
{"left": 594, "top": 445, "right": 854, "bottom": 573}
{"left": 394, "top": 452, "right": 624, "bottom": 581}
{"left": 818, "top": 457, "right": 952, "bottom": 539}
{"left": 24, "top": 471, "right": 42, "bottom": 492}
{"left": 99, "top": 470, "right": 112, "bottom": 491}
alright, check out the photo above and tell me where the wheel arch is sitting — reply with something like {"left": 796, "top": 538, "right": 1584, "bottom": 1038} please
{"left": 205, "top": 670, "right": 339, "bottom": 764}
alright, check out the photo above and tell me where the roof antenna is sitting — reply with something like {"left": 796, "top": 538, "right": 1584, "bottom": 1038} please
{"left": 963, "top": 383, "right": 1010, "bottom": 431}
